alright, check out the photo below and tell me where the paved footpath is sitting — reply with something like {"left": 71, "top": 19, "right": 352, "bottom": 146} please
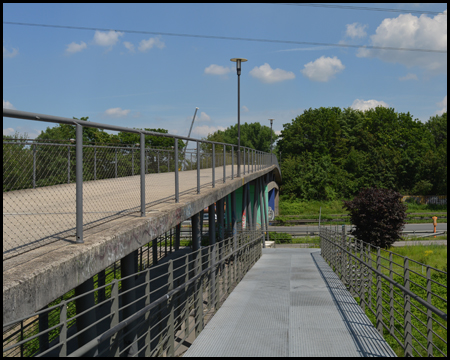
{"left": 184, "top": 248, "right": 396, "bottom": 357}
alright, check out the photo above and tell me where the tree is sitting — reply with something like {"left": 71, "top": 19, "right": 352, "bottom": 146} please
{"left": 343, "top": 187, "right": 407, "bottom": 248}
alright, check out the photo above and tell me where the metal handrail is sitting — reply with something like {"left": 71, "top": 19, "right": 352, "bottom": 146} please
{"left": 319, "top": 227, "right": 447, "bottom": 357}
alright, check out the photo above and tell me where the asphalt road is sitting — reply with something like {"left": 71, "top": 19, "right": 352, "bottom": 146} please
{"left": 268, "top": 223, "right": 447, "bottom": 233}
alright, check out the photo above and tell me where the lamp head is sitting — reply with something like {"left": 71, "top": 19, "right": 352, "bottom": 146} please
{"left": 230, "top": 58, "right": 247, "bottom": 75}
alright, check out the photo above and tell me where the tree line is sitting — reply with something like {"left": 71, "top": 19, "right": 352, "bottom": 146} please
{"left": 276, "top": 107, "right": 447, "bottom": 201}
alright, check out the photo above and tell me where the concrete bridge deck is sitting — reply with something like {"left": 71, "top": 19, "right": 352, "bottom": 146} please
{"left": 184, "top": 248, "right": 396, "bottom": 357}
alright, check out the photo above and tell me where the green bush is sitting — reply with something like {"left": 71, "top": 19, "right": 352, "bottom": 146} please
{"left": 268, "top": 232, "right": 292, "bottom": 244}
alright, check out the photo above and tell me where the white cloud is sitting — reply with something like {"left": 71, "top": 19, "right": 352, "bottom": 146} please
{"left": 242, "top": 105, "right": 249, "bottom": 112}
{"left": 93, "top": 30, "right": 124, "bottom": 47}
{"left": 436, "top": 95, "right": 447, "bottom": 115}
{"left": 357, "top": 10, "right": 447, "bottom": 73}
{"left": 138, "top": 37, "right": 165, "bottom": 52}
{"left": 3, "top": 45, "right": 18, "bottom": 58}
{"left": 249, "top": 63, "right": 295, "bottom": 84}
{"left": 3, "top": 127, "right": 15, "bottom": 136}
{"left": 3, "top": 99, "right": 15, "bottom": 109}
{"left": 275, "top": 130, "right": 281, "bottom": 136}
{"left": 346, "top": 23, "right": 368, "bottom": 39}
{"left": 301, "top": 56, "right": 345, "bottom": 82}
{"left": 123, "top": 41, "right": 135, "bottom": 52}
{"left": 197, "top": 112, "right": 211, "bottom": 122}
{"left": 204, "top": 64, "right": 232, "bottom": 76}
{"left": 104, "top": 107, "right": 131, "bottom": 117}
{"left": 399, "top": 73, "right": 418, "bottom": 81}
{"left": 65, "top": 41, "right": 87, "bottom": 54}
{"left": 351, "top": 99, "right": 389, "bottom": 111}
{"left": 194, "top": 125, "right": 226, "bottom": 137}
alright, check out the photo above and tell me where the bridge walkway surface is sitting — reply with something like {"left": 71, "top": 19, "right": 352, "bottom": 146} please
{"left": 184, "top": 248, "right": 396, "bottom": 357}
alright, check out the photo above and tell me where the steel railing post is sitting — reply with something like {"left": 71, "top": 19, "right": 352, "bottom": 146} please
{"left": 231, "top": 146, "right": 234, "bottom": 180}
{"left": 167, "top": 260, "right": 174, "bottom": 357}
{"left": 243, "top": 148, "right": 245, "bottom": 175}
{"left": 197, "top": 141, "right": 200, "bottom": 194}
{"left": 175, "top": 139, "right": 179, "bottom": 203}
{"left": 115, "top": 148, "right": 117, "bottom": 178}
{"left": 94, "top": 146, "right": 97, "bottom": 180}
{"left": 140, "top": 133, "right": 145, "bottom": 217}
{"left": 157, "top": 151, "right": 160, "bottom": 173}
{"left": 68, "top": 145, "right": 70, "bottom": 184}
{"left": 212, "top": 143, "right": 215, "bottom": 188}
{"left": 33, "top": 143, "right": 36, "bottom": 189}
{"left": 426, "top": 266, "right": 433, "bottom": 356}
{"left": 404, "top": 258, "right": 412, "bottom": 356}
{"left": 59, "top": 301, "right": 67, "bottom": 357}
{"left": 223, "top": 145, "right": 226, "bottom": 183}
{"left": 376, "top": 247, "right": 383, "bottom": 335}
{"left": 76, "top": 124, "right": 83, "bottom": 243}
{"left": 131, "top": 147, "right": 134, "bottom": 176}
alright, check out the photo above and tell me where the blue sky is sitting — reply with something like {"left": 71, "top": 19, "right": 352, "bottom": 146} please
{"left": 3, "top": 3, "right": 447, "bottom": 141}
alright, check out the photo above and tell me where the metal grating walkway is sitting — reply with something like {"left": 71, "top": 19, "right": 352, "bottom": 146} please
{"left": 184, "top": 248, "right": 396, "bottom": 357}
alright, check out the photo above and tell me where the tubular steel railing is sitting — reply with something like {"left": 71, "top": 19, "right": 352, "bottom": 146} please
{"left": 3, "top": 229, "right": 263, "bottom": 357}
{"left": 319, "top": 227, "right": 447, "bottom": 357}
{"left": 3, "top": 108, "right": 279, "bottom": 260}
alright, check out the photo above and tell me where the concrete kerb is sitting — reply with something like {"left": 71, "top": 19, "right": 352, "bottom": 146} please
{"left": 3, "top": 166, "right": 278, "bottom": 325}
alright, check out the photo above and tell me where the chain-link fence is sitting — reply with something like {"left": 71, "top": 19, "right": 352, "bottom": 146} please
{"left": 3, "top": 109, "right": 278, "bottom": 260}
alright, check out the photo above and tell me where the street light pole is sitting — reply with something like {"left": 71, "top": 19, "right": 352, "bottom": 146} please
{"left": 269, "top": 119, "right": 274, "bottom": 165}
{"left": 231, "top": 58, "right": 247, "bottom": 177}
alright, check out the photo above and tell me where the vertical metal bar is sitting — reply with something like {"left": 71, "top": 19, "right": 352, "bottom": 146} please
{"left": 168, "top": 149, "right": 170, "bottom": 172}
{"left": 94, "top": 146, "right": 97, "bottom": 180}
{"left": 33, "top": 143, "right": 36, "bottom": 188}
{"left": 212, "top": 143, "right": 215, "bottom": 188}
{"left": 144, "top": 270, "right": 151, "bottom": 357}
{"left": 167, "top": 260, "right": 175, "bottom": 357}
{"left": 59, "top": 301, "right": 67, "bottom": 357}
{"left": 132, "top": 147, "right": 134, "bottom": 176}
{"left": 426, "top": 266, "right": 433, "bottom": 356}
{"left": 157, "top": 151, "right": 160, "bottom": 173}
{"left": 259, "top": 177, "right": 266, "bottom": 248}
{"left": 153, "top": 237, "right": 158, "bottom": 265}
{"left": 140, "top": 133, "right": 145, "bottom": 217}
{"left": 175, "top": 223, "right": 181, "bottom": 251}
{"left": 195, "top": 249, "right": 204, "bottom": 337}
{"left": 38, "top": 308, "right": 49, "bottom": 353}
{"left": 121, "top": 251, "right": 138, "bottom": 357}
{"left": 389, "top": 252, "right": 394, "bottom": 337}
{"left": 76, "top": 124, "right": 83, "bottom": 243}
{"left": 231, "top": 146, "right": 234, "bottom": 180}
{"left": 197, "top": 141, "right": 200, "bottom": 194}
{"left": 243, "top": 148, "right": 245, "bottom": 175}
{"left": 68, "top": 145, "right": 70, "bottom": 184}
{"left": 376, "top": 247, "right": 383, "bottom": 335}
{"left": 223, "top": 145, "right": 226, "bottom": 183}
{"left": 404, "top": 258, "right": 412, "bottom": 356}
{"left": 247, "top": 148, "right": 249, "bottom": 174}
{"left": 175, "top": 139, "right": 179, "bottom": 203}
{"left": 115, "top": 148, "right": 117, "bottom": 178}
{"left": 262, "top": 177, "right": 269, "bottom": 244}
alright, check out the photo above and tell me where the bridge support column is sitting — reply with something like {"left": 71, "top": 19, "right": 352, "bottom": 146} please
{"left": 174, "top": 223, "right": 181, "bottom": 251}
{"left": 75, "top": 277, "right": 98, "bottom": 356}
{"left": 258, "top": 177, "right": 266, "bottom": 248}
{"left": 241, "top": 184, "right": 247, "bottom": 231}
{"left": 246, "top": 183, "right": 253, "bottom": 230}
{"left": 262, "top": 177, "right": 270, "bottom": 245}
{"left": 121, "top": 250, "right": 138, "bottom": 356}
{"left": 253, "top": 180, "right": 259, "bottom": 230}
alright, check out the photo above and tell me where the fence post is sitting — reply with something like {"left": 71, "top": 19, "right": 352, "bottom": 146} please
{"left": 59, "top": 301, "right": 67, "bottom": 357}
{"left": 223, "top": 145, "right": 226, "bottom": 183}
{"left": 231, "top": 146, "right": 234, "bottom": 180}
{"left": 197, "top": 142, "right": 200, "bottom": 194}
{"left": 212, "top": 143, "right": 215, "bottom": 188}
{"left": 167, "top": 260, "right": 175, "bottom": 357}
{"left": 175, "top": 140, "right": 179, "bottom": 203}
{"left": 94, "top": 146, "right": 97, "bottom": 180}
{"left": 195, "top": 250, "right": 204, "bottom": 337}
{"left": 243, "top": 148, "right": 245, "bottom": 175}
{"left": 76, "top": 124, "right": 83, "bottom": 243}
{"left": 376, "top": 247, "right": 383, "bottom": 335}
{"left": 131, "top": 147, "right": 134, "bottom": 176}
{"left": 140, "top": 133, "right": 146, "bottom": 217}
{"left": 115, "top": 148, "right": 118, "bottom": 178}
{"left": 68, "top": 145, "right": 70, "bottom": 184}
{"left": 389, "top": 252, "right": 394, "bottom": 338}
{"left": 426, "top": 266, "right": 433, "bottom": 356}
{"left": 404, "top": 258, "right": 412, "bottom": 356}
{"left": 33, "top": 143, "right": 36, "bottom": 188}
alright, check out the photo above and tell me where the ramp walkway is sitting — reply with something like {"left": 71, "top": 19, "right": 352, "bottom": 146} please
{"left": 184, "top": 248, "right": 396, "bottom": 357}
